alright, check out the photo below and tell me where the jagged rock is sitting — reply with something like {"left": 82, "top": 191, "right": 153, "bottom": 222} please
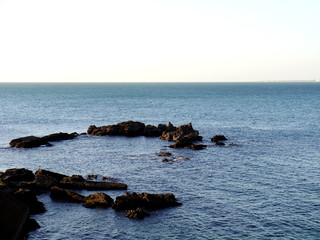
{"left": 112, "top": 192, "right": 182, "bottom": 211}
{"left": 160, "top": 123, "right": 202, "bottom": 142}
{"left": 1, "top": 168, "right": 35, "bottom": 182}
{"left": 83, "top": 193, "right": 114, "bottom": 208}
{"left": 35, "top": 169, "right": 68, "bottom": 189}
{"left": 9, "top": 136, "right": 51, "bottom": 148}
{"left": 41, "top": 132, "right": 78, "bottom": 142}
{"left": 50, "top": 186, "right": 85, "bottom": 203}
{"left": 126, "top": 208, "right": 150, "bottom": 219}
{"left": 211, "top": 135, "right": 228, "bottom": 142}
{"left": 14, "top": 189, "right": 46, "bottom": 214}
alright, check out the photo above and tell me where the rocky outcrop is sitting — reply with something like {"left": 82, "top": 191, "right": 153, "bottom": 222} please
{"left": 88, "top": 121, "right": 205, "bottom": 150}
{"left": 211, "top": 135, "right": 228, "bottom": 146}
{"left": 211, "top": 135, "right": 227, "bottom": 142}
{"left": 14, "top": 188, "right": 46, "bottom": 214}
{"left": 0, "top": 190, "right": 40, "bottom": 240}
{"left": 160, "top": 123, "right": 202, "bottom": 142}
{"left": 35, "top": 169, "right": 68, "bottom": 189}
{"left": 50, "top": 188, "right": 114, "bottom": 208}
{"left": 112, "top": 192, "right": 182, "bottom": 211}
{"left": 83, "top": 193, "right": 114, "bottom": 208}
{"left": 50, "top": 186, "right": 86, "bottom": 203}
{"left": 35, "top": 169, "right": 127, "bottom": 190}
{"left": 10, "top": 132, "right": 78, "bottom": 148}
{"left": 126, "top": 208, "right": 150, "bottom": 219}
{"left": 0, "top": 168, "right": 35, "bottom": 182}
{"left": 9, "top": 136, "right": 51, "bottom": 148}
{"left": 87, "top": 121, "right": 146, "bottom": 136}
{"left": 41, "top": 132, "right": 78, "bottom": 142}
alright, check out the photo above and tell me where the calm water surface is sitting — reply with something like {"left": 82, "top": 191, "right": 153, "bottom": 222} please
{"left": 0, "top": 83, "right": 319, "bottom": 239}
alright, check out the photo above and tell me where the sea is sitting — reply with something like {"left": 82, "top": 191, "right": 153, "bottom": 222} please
{"left": 0, "top": 82, "right": 319, "bottom": 240}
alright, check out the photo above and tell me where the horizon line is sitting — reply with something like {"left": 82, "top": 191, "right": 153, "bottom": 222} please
{"left": 0, "top": 80, "right": 318, "bottom": 84}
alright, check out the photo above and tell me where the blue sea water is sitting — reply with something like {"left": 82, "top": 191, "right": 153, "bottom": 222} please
{"left": 0, "top": 82, "right": 319, "bottom": 239}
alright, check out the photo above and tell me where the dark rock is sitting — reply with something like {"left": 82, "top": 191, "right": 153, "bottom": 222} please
{"left": 50, "top": 186, "right": 85, "bottom": 203}
{"left": 61, "top": 175, "right": 85, "bottom": 183}
{"left": 157, "top": 152, "right": 172, "bottom": 156}
{"left": 35, "top": 169, "right": 68, "bottom": 189}
{"left": 61, "top": 180, "right": 128, "bottom": 190}
{"left": 41, "top": 132, "right": 77, "bottom": 142}
{"left": 23, "top": 218, "right": 40, "bottom": 233}
{"left": 169, "top": 139, "right": 207, "bottom": 150}
{"left": 87, "top": 175, "right": 98, "bottom": 180}
{"left": 160, "top": 123, "right": 202, "bottom": 142}
{"left": 126, "top": 208, "right": 150, "bottom": 219}
{"left": 162, "top": 158, "right": 169, "bottom": 162}
{"left": 0, "top": 190, "right": 30, "bottom": 240}
{"left": 9, "top": 136, "right": 50, "bottom": 148}
{"left": 14, "top": 188, "right": 46, "bottom": 214}
{"left": 83, "top": 193, "right": 114, "bottom": 208}
{"left": 1, "top": 168, "right": 35, "bottom": 182}
{"left": 144, "top": 125, "right": 162, "bottom": 137}
{"left": 215, "top": 141, "right": 226, "bottom": 146}
{"left": 35, "top": 169, "right": 127, "bottom": 190}
{"left": 211, "top": 135, "right": 228, "bottom": 142}
{"left": 112, "top": 192, "right": 182, "bottom": 210}
{"left": 87, "top": 121, "right": 146, "bottom": 136}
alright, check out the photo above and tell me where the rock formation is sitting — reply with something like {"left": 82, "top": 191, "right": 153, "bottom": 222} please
{"left": 10, "top": 132, "right": 77, "bottom": 148}
{"left": 35, "top": 169, "right": 127, "bottom": 190}
{"left": 112, "top": 192, "right": 182, "bottom": 211}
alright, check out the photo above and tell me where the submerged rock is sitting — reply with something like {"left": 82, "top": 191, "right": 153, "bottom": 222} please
{"left": 169, "top": 139, "right": 206, "bottom": 150}
{"left": 126, "top": 208, "right": 150, "bottom": 219}
{"left": 112, "top": 192, "right": 182, "bottom": 211}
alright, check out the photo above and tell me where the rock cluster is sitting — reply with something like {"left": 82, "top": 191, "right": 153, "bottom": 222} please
{"left": 88, "top": 121, "right": 206, "bottom": 150}
{"left": 211, "top": 135, "right": 228, "bottom": 146}
{"left": 10, "top": 132, "right": 78, "bottom": 148}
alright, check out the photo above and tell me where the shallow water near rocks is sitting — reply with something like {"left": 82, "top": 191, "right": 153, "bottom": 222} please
{"left": 0, "top": 83, "right": 319, "bottom": 239}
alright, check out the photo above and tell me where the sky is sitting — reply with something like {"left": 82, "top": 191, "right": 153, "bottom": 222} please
{"left": 0, "top": 0, "right": 319, "bottom": 82}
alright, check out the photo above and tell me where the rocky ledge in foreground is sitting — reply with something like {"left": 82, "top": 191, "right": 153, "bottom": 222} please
{"left": 9, "top": 132, "right": 78, "bottom": 148}
{"left": 35, "top": 169, "right": 127, "bottom": 190}
{"left": 88, "top": 121, "right": 206, "bottom": 150}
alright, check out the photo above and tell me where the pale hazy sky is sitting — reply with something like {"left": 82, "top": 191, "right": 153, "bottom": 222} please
{"left": 0, "top": 0, "right": 319, "bottom": 82}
